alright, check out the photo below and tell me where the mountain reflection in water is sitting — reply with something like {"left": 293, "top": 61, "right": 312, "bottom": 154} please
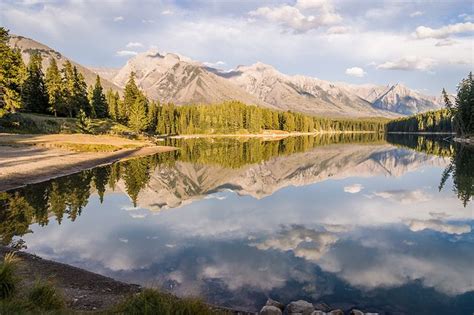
{"left": 0, "top": 134, "right": 473, "bottom": 314}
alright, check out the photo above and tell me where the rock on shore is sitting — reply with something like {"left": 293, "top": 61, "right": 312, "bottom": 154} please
{"left": 259, "top": 298, "right": 378, "bottom": 315}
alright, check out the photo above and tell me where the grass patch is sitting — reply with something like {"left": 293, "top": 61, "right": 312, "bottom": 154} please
{"left": 0, "top": 299, "right": 31, "bottom": 314}
{"left": 28, "top": 281, "right": 65, "bottom": 311}
{"left": 0, "top": 252, "right": 18, "bottom": 299}
{"left": 114, "top": 288, "right": 217, "bottom": 315}
{"left": 0, "top": 113, "right": 134, "bottom": 136}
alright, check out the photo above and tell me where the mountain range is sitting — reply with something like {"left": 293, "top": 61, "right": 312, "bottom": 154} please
{"left": 9, "top": 35, "right": 444, "bottom": 118}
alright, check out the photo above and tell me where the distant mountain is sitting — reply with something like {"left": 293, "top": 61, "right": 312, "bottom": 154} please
{"left": 218, "top": 62, "right": 398, "bottom": 117}
{"left": 9, "top": 35, "right": 121, "bottom": 92}
{"left": 340, "top": 83, "right": 443, "bottom": 115}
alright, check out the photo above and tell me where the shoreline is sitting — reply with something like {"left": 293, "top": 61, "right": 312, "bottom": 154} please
{"left": 0, "top": 133, "right": 176, "bottom": 192}
{"left": 0, "top": 246, "right": 253, "bottom": 314}
{"left": 386, "top": 131, "right": 456, "bottom": 135}
{"left": 166, "top": 130, "right": 379, "bottom": 140}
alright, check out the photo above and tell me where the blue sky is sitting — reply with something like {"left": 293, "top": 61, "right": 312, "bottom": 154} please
{"left": 1, "top": 0, "right": 473, "bottom": 95}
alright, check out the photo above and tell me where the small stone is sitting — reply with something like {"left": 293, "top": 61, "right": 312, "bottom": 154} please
{"left": 260, "top": 305, "right": 283, "bottom": 315}
{"left": 314, "top": 303, "right": 331, "bottom": 312}
{"left": 311, "top": 311, "right": 327, "bottom": 315}
{"left": 285, "top": 300, "right": 315, "bottom": 315}
{"left": 266, "top": 298, "right": 285, "bottom": 311}
{"left": 328, "top": 310, "right": 344, "bottom": 315}
{"left": 350, "top": 310, "right": 364, "bottom": 315}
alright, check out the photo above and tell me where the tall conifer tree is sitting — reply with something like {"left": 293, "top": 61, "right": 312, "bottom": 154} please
{"left": 105, "top": 89, "right": 120, "bottom": 120}
{"left": 128, "top": 93, "right": 148, "bottom": 132}
{"left": 121, "top": 72, "right": 140, "bottom": 122}
{"left": 45, "top": 58, "right": 63, "bottom": 116}
{"left": 22, "top": 52, "right": 48, "bottom": 113}
{"left": 72, "top": 67, "right": 91, "bottom": 117}
{"left": 90, "top": 75, "right": 108, "bottom": 118}
{"left": 0, "top": 27, "right": 25, "bottom": 116}
{"left": 61, "top": 60, "right": 75, "bottom": 117}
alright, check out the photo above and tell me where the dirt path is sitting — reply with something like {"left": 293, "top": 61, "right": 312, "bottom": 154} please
{"left": 0, "top": 133, "right": 176, "bottom": 192}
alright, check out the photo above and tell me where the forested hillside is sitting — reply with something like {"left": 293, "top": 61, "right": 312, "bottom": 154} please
{"left": 386, "top": 109, "right": 453, "bottom": 133}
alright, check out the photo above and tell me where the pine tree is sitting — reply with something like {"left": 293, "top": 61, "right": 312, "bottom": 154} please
{"left": 128, "top": 93, "right": 148, "bottom": 132}
{"left": 93, "top": 166, "right": 110, "bottom": 203}
{"left": 61, "top": 60, "right": 75, "bottom": 117}
{"left": 443, "top": 73, "right": 474, "bottom": 136}
{"left": 90, "top": 75, "right": 108, "bottom": 118}
{"left": 121, "top": 72, "right": 140, "bottom": 122}
{"left": 61, "top": 61, "right": 90, "bottom": 117}
{"left": 72, "top": 67, "right": 91, "bottom": 117}
{"left": 122, "top": 158, "right": 151, "bottom": 207}
{"left": 77, "top": 109, "right": 93, "bottom": 134}
{"left": 45, "top": 58, "right": 63, "bottom": 116}
{"left": 87, "top": 84, "right": 96, "bottom": 118}
{"left": 22, "top": 52, "right": 48, "bottom": 113}
{"left": 0, "top": 27, "right": 25, "bottom": 117}
{"left": 105, "top": 89, "right": 120, "bottom": 120}
{"left": 146, "top": 100, "right": 159, "bottom": 132}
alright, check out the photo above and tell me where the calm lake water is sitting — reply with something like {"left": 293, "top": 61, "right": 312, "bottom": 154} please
{"left": 1, "top": 134, "right": 473, "bottom": 314}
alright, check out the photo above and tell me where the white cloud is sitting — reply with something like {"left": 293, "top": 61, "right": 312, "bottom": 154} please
{"left": 344, "top": 183, "right": 364, "bottom": 193}
{"left": 409, "top": 11, "right": 424, "bottom": 18}
{"left": 162, "top": 10, "right": 173, "bottom": 15}
{"left": 327, "top": 26, "right": 349, "bottom": 34}
{"left": 113, "top": 16, "right": 124, "bottom": 22}
{"left": 345, "top": 67, "right": 366, "bottom": 78}
{"left": 252, "top": 225, "right": 339, "bottom": 261}
{"left": 203, "top": 193, "right": 227, "bottom": 199}
{"left": 372, "top": 189, "right": 430, "bottom": 204}
{"left": 376, "top": 56, "right": 436, "bottom": 71}
{"left": 203, "top": 60, "right": 226, "bottom": 68}
{"left": 319, "top": 250, "right": 474, "bottom": 296}
{"left": 414, "top": 22, "right": 474, "bottom": 39}
{"left": 458, "top": 13, "right": 474, "bottom": 22}
{"left": 365, "top": 6, "right": 401, "bottom": 20}
{"left": 126, "top": 42, "right": 143, "bottom": 48}
{"left": 406, "top": 219, "right": 471, "bottom": 235}
{"left": 249, "top": 0, "right": 341, "bottom": 32}
{"left": 141, "top": 19, "right": 155, "bottom": 23}
{"left": 435, "top": 38, "right": 456, "bottom": 47}
{"left": 116, "top": 50, "right": 138, "bottom": 57}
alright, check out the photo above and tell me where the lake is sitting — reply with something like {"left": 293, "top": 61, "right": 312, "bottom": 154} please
{"left": 1, "top": 134, "right": 473, "bottom": 314}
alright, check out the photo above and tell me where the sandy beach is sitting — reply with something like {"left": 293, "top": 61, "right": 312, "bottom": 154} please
{"left": 0, "top": 133, "right": 176, "bottom": 192}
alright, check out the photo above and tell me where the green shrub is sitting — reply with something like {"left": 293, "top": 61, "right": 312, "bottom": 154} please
{"left": 0, "top": 252, "right": 18, "bottom": 299}
{"left": 0, "top": 299, "right": 30, "bottom": 314}
{"left": 27, "top": 281, "right": 65, "bottom": 311}
{"left": 115, "top": 289, "right": 214, "bottom": 315}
